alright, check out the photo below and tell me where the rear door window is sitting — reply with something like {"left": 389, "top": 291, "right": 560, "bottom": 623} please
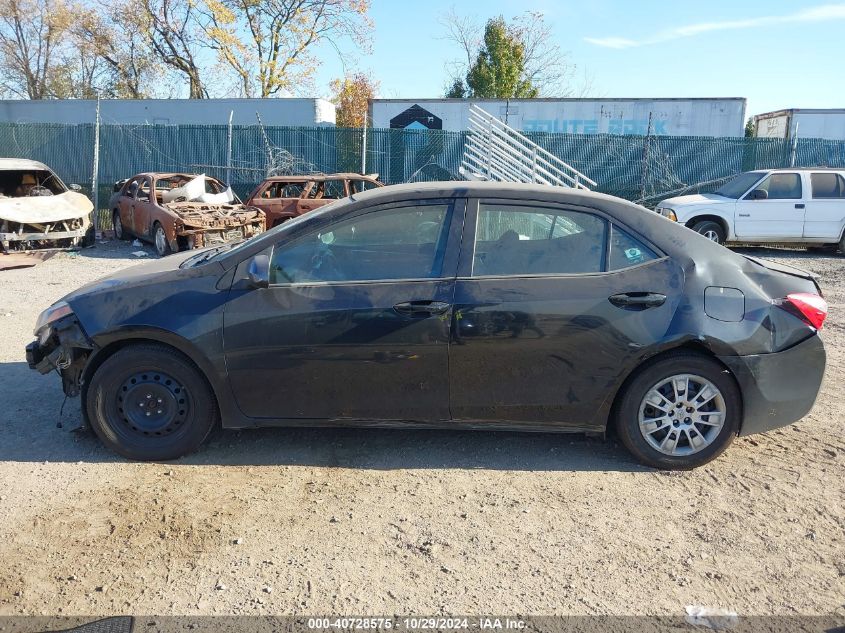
{"left": 810, "top": 173, "right": 845, "bottom": 198}
{"left": 472, "top": 204, "right": 607, "bottom": 276}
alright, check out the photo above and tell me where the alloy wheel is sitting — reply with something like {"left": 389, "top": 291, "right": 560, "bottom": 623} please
{"left": 637, "top": 373, "right": 726, "bottom": 456}
{"left": 155, "top": 226, "right": 168, "bottom": 256}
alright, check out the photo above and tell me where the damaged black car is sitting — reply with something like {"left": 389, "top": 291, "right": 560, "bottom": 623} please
{"left": 27, "top": 182, "right": 828, "bottom": 469}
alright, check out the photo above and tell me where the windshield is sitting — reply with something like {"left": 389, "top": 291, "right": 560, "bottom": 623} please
{"left": 186, "top": 197, "right": 346, "bottom": 267}
{"left": 714, "top": 171, "right": 765, "bottom": 199}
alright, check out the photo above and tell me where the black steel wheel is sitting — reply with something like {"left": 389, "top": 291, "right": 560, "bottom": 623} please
{"left": 86, "top": 344, "right": 218, "bottom": 460}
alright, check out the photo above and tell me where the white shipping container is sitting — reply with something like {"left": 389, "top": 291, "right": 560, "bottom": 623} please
{"left": 754, "top": 109, "right": 845, "bottom": 141}
{"left": 0, "top": 98, "right": 337, "bottom": 127}
{"left": 371, "top": 98, "right": 747, "bottom": 137}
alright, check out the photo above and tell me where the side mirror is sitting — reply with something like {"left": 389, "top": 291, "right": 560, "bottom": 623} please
{"left": 247, "top": 254, "right": 270, "bottom": 288}
{"left": 748, "top": 189, "right": 768, "bottom": 200}
{"left": 69, "top": 183, "right": 82, "bottom": 191}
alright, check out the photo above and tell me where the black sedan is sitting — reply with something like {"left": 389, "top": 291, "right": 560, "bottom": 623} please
{"left": 27, "top": 182, "right": 828, "bottom": 469}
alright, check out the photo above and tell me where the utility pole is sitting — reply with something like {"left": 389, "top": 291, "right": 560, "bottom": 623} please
{"left": 361, "top": 110, "right": 368, "bottom": 175}
{"left": 226, "top": 110, "right": 234, "bottom": 186}
{"left": 91, "top": 94, "right": 101, "bottom": 235}
{"left": 639, "top": 111, "right": 654, "bottom": 202}
{"left": 790, "top": 122, "right": 800, "bottom": 167}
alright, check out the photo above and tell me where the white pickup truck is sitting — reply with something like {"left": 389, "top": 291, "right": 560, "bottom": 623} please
{"left": 655, "top": 168, "right": 845, "bottom": 252}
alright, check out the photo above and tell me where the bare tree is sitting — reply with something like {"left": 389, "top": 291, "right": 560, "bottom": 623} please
{"left": 75, "top": 2, "right": 161, "bottom": 98}
{"left": 0, "top": 0, "right": 74, "bottom": 98}
{"left": 139, "top": 0, "right": 208, "bottom": 98}
{"left": 197, "top": 0, "right": 372, "bottom": 98}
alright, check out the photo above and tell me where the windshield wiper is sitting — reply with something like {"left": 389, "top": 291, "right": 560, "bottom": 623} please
{"left": 182, "top": 244, "right": 232, "bottom": 268}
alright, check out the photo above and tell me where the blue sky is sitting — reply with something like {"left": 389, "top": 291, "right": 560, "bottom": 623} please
{"left": 314, "top": 0, "right": 845, "bottom": 118}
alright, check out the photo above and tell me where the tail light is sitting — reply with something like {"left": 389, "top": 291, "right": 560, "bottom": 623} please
{"left": 775, "top": 293, "right": 828, "bottom": 330}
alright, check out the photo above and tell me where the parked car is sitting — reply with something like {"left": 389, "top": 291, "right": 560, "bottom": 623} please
{"left": 245, "top": 173, "right": 383, "bottom": 227}
{"left": 656, "top": 167, "right": 845, "bottom": 250}
{"left": 0, "top": 158, "right": 92, "bottom": 251}
{"left": 108, "top": 173, "right": 265, "bottom": 256}
{"left": 27, "top": 182, "right": 827, "bottom": 469}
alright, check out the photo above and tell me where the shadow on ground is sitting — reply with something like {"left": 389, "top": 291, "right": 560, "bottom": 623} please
{"left": 75, "top": 240, "right": 156, "bottom": 261}
{"left": 1, "top": 361, "right": 645, "bottom": 473}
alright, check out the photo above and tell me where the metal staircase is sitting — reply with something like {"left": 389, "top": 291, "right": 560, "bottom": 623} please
{"left": 460, "top": 104, "right": 596, "bottom": 190}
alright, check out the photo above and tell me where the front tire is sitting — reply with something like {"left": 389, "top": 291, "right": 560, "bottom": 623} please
{"left": 614, "top": 352, "right": 741, "bottom": 469}
{"left": 690, "top": 220, "right": 726, "bottom": 245}
{"left": 86, "top": 344, "right": 218, "bottom": 460}
{"left": 153, "top": 222, "right": 172, "bottom": 257}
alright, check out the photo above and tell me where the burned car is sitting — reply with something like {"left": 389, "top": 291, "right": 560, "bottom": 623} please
{"left": 245, "top": 173, "right": 383, "bottom": 227}
{"left": 109, "top": 173, "right": 265, "bottom": 256}
{"left": 0, "top": 158, "right": 93, "bottom": 251}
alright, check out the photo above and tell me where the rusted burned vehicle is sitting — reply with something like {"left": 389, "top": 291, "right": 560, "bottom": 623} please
{"left": 109, "top": 173, "right": 265, "bottom": 256}
{"left": 0, "top": 158, "right": 93, "bottom": 251}
{"left": 245, "top": 173, "right": 383, "bottom": 227}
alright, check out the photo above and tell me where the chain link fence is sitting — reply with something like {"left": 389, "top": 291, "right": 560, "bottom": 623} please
{"left": 2, "top": 121, "right": 844, "bottom": 230}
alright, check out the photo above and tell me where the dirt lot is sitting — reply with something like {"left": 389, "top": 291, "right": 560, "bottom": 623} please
{"left": 0, "top": 240, "right": 842, "bottom": 617}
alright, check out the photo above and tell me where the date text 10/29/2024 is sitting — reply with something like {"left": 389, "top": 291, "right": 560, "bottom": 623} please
{"left": 306, "top": 618, "right": 527, "bottom": 631}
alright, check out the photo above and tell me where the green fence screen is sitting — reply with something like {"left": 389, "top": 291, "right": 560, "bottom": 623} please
{"left": 2, "top": 121, "right": 844, "bottom": 230}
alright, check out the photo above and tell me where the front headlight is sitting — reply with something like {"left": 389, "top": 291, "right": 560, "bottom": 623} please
{"left": 656, "top": 206, "right": 678, "bottom": 222}
{"left": 34, "top": 301, "right": 73, "bottom": 339}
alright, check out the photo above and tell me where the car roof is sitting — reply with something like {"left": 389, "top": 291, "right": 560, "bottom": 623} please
{"left": 345, "top": 180, "right": 636, "bottom": 209}
{"left": 0, "top": 158, "right": 52, "bottom": 171}
{"left": 762, "top": 167, "right": 844, "bottom": 172}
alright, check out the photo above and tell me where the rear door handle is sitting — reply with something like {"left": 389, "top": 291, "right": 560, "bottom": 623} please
{"left": 393, "top": 300, "right": 451, "bottom": 317}
{"left": 795, "top": 203, "right": 805, "bottom": 209}
{"left": 608, "top": 292, "right": 667, "bottom": 310}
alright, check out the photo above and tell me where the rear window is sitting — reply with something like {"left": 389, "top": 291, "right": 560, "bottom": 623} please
{"left": 811, "top": 173, "right": 845, "bottom": 199}
{"left": 609, "top": 226, "right": 659, "bottom": 270}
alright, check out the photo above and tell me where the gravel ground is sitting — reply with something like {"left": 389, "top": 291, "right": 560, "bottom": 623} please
{"left": 0, "top": 240, "right": 842, "bottom": 617}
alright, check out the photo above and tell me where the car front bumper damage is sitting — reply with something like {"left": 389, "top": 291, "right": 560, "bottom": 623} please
{"left": 719, "top": 334, "right": 827, "bottom": 436}
{"left": 26, "top": 314, "right": 93, "bottom": 398}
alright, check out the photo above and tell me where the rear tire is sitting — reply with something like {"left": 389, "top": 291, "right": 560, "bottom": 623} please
{"left": 113, "top": 210, "right": 129, "bottom": 240}
{"left": 86, "top": 344, "right": 218, "bottom": 461}
{"left": 614, "top": 352, "right": 741, "bottom": 470}
{"left": 690, "top": 220, "right": 726, "bottom": 245}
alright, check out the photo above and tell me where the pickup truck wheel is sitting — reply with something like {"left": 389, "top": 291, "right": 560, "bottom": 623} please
{"left": 839, "top": 232, "right": 845, "bottom": 255}
{"left": 153, "top": 222, "right": 172, "bottom": 256}
{"left": 691, "top": 220, "right": 726, "bottom": 244}
{"left": 86, "top": 344, "right": 219, "bottom": 461}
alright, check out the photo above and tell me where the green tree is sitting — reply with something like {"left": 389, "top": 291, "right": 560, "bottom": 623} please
{"left": 452, "top": 16, "right": 537, "bottom": 99}
{"left": 745, "top": 117, "right": 756, "bottom": 138}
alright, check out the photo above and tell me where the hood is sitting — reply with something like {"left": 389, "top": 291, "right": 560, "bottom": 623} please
{"left": 0, "top": 191, "right": 93, "bottom": 223}
{"left": 62, "top": 249, "right": 200, "bottom": 304}
{"left": 660, "top": 193, "right": 731, "bottom": 207}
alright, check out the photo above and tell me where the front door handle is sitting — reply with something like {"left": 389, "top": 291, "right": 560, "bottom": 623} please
{"left": 393, "top": 300, "right": 451, "bottom": 317}
{"left": 608, "top": 292, "right": 667, "bottom": 310}
{"left": 795, "top": 203, "right": 805, "bottom": 209}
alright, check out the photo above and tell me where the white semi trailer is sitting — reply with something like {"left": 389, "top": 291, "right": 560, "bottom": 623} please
{"left": 370, "top": 98, "right": 747, "bottom": 137}
{"left": 754, "top": 109, "right": 845, "bottom": 141}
